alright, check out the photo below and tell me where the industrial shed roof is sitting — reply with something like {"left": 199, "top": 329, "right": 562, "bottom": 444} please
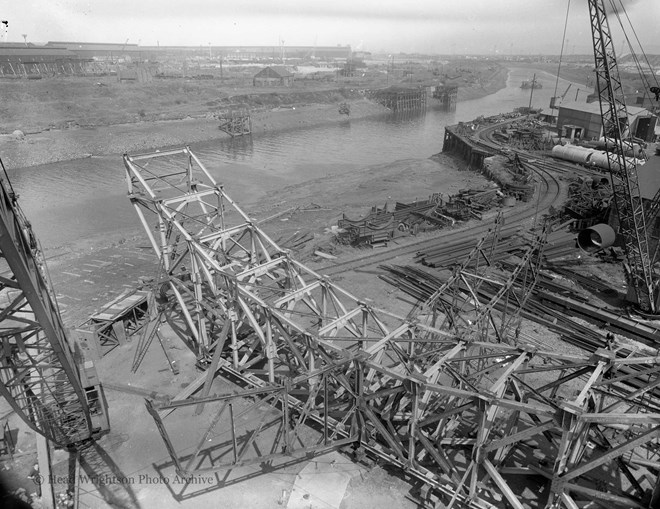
{"left": 559, "top": 101, "right": 650, "bottom": 117}
{"left": 0, "top": 47, "right": 78, "bottom": 59}
{"left": 47, "top": 41, "right": 139, "bottom": 50}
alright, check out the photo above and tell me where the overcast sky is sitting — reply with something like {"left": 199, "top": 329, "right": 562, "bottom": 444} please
{"left": 2, "top": 0, "right": 659, "bottom": 55}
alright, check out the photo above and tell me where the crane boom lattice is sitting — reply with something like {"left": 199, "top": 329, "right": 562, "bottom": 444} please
{"left": 588, "top": 0, "right": 657, "bottom": 312}
{"left": 0, "top": 170, "right": 98, "bottom": 446}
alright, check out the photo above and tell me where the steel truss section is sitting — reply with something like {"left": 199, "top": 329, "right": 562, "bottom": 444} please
{"left": 408, "top": 215, "right": 547, "bottom": 347}
{"left": 78, "top": 290, "right": 150, "bottom": 360}
{"left": 216, "top": 109, "right": 252, "bottom": 138}
{"left": 125, "top": 148, "right": 660, "bottom": 508}
{"left": 588, "top": 0, "right": 657, "bottom": 312}
{"left": 0, "top": 173, "right": 93, "bottom": 446}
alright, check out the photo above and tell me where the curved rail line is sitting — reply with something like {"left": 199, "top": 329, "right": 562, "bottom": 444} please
{"left": 319, "top": 124, "right": 564, "bottom": 276}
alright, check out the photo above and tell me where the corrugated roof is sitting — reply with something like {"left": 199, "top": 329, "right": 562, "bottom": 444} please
{"left": 0, "top": 47, "right": 77, "bottom": 58}
{"left": 559, "top": 101, "right": 650, "bottom": 117}
{"left": 47, "top": 41, "right": 139, "bottom": 50}
{"left": 0, "top": 42, "right": 38, "bottom": 48}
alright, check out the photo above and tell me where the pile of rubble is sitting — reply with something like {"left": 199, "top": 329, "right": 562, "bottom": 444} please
{"left": 455, "top": 111, "right": 524, "bottom": 134}
{"left": 492, "top": 117, "right": 551, "bottom": 151}
{"left": 551, "top": 175, "right": 611, "bottom": 230}
{"left": 335, "top": 188, "right": 503, "bottom": 248}
{"left": 482, "top": 153, "right": 535, "bottom": 201}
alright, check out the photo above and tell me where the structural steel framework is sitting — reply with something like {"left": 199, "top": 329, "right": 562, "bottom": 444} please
{"left": 216, "top": 109, "right": 252, "bottom": 138}
{"left": 124, "top": 148, "right": 660, "bottom": 508}
{"left": 0, "top": 171, "right": 93, "bottom": 446}
{"left": 406, "top": 214, "right": 546, "bottom": 347}
{"left": 588, "top": 0, "right": 657, "bottom": 312}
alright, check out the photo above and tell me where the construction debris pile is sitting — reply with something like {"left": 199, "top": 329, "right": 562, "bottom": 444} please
{"left": 550, "top": 175, "right": 611, "bottom": 230}
{"left": 335, "top": 189, "right": 503, "bottom": 248}
{"left": 455, "top": 111, "right": 524, "bottom": 134}
{"left": 491, "top": 117, "right": 551, "bottom": 151}
{"left": 481, "top": 153, "right": 535, "bottom": 201}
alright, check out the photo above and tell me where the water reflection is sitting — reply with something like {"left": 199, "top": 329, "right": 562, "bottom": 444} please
{"left": 383, "top": 108, "right": 427, "bottom": 126}
{"left": 7, "top": 66, "right": 585, "bottom": 249}
{"left": 219, "top": 136, "right": 254, "bottom": 162}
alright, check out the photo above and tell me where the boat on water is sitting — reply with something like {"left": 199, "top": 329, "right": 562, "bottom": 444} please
{"left": 521, "top": 78, "right": 542, "bottom": 89}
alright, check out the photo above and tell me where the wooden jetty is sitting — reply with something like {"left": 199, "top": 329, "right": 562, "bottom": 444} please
{"left": 432, "top": 84, "right": 458, "bottom": 111}
{"left": 443, "top": 124, "right": 492, "bottom": 170}
{"left": 370, "top": 87, "right": 427, "bottom": 112}
{"left": 216, "top": 108, "right": 252, "bottom": 137}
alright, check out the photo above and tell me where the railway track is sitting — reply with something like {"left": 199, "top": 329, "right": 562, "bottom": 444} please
{"left": 319, "top": 126, "right": 564, "bottom": 276}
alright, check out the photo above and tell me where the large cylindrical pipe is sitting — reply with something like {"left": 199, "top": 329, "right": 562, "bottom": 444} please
{"left": 588, "top": 150, "right": 640, "bottom": 172}
{"left": 598, "top": 138, "right": 645, "bottom": 158}
{"left": 551, "top": 144, "right": 594, "bottom": 164}
{"left": 577, "top": 223, "right": 616, "bottom": 254}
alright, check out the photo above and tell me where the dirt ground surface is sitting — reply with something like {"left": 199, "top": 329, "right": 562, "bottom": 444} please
{"left": 0, "top": 61, "right": 512, "bottom": 509}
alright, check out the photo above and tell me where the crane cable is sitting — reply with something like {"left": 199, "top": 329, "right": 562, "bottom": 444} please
{"left": 608, "top": 0, "right": 660, "bottom": 106}
{"left": 552, "top": 0, "right": 572, "bottom": 110}
{"left": 614, "top": 0, "right": 660, "bottom": 92}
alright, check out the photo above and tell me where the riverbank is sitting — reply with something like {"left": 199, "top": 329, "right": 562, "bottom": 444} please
{"left": 456, "top": 63, "right": 509, "bottom": 102}
{"left": 0, "top": 62, "right": 509, "bottom": 169}
{"left": 0, "top": 98, "right": 390, "bottom": 168}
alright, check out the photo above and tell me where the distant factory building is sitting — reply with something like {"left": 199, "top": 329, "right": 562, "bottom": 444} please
{"left": 253, "top": 66, "right": 294, "bottom": 87}
{"left": 558, "top": 101, "right": 657, "bottom": 142}
{"left": 46, "top": 41, "right": 140, "bottom": 61}
{"left": 43, "top": 41, "right": 351, "bottom": 64}
{"left": 0, "top": 43, "right": 84, "bottom": 75}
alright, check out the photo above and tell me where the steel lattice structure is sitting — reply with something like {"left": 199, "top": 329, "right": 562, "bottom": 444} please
{"left": 406, "top": 214, "right": 546, "bottom": 346}
{"left": 0, "top": 171, "right": 94, "bottom": 446}
{"left": 588, "top": 0, "right": 657, "bottom": 312}
{"left": 125, "top": 148, "right": 660, "bottom": 508}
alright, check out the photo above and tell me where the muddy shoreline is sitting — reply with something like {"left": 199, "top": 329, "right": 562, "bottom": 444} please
{"left": 0, "top": 65, "right": 509, "bottom": 169}
{"left": 0, "top": 99, "right": 390, "bottom": 168}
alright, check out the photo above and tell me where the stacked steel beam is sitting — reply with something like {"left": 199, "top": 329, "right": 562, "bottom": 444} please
{"left": 415, "top": 229, "right": 522, "bottom": 267}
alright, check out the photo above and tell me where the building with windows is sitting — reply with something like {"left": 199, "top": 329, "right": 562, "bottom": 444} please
{"left": 558, "top": 101, "right": 657, "bottom": 141}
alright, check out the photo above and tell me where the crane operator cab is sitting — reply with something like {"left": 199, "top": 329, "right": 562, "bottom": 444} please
{"left": 78, "top": 360, "right": 110, "bottom": 437}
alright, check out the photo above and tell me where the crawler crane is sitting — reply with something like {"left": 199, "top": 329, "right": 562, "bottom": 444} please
{"left": 0, "top": 160, "right": 109, "bottom": 448}
{"left": 584, "top": 0, "right": 660, "bottom": 313}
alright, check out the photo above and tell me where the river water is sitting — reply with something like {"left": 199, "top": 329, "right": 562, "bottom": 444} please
{"left": 7, "top": 67, "right": 585, "bottom": 249}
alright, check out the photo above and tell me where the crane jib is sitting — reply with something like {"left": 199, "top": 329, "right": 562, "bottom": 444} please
{"left": 587, "top": 0, "right": 657, "bottom": 313}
